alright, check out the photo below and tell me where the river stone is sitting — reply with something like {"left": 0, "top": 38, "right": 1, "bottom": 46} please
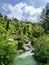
{"left": 8, "top": 38, "right": 14, "bottom": 42}
{"left": 23, "top": 45, "right": 30, "bottom": 51}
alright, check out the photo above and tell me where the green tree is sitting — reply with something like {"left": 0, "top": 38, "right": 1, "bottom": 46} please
{"left": 0, "top": 13, "right": 3, "bottom": 18}
{"left": 23, "top": 26, "right": 27, "bottom": 34}
{"left": 32, "top": 24, "right": 44, "bottom": 38}
{"left": 34, "top": 35, "right": 49, "bottom": 65}
{"left": 0, "top": 34, "right": 17, "bottom": 65}
{"left": 41, "top": 3, "right": 49, "bottom": 33}
{"left": 6, "top": 20, "right": 9, "bottom": 31}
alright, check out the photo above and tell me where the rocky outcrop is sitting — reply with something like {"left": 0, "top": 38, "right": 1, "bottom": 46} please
{"left": 22, "top": 44, "right": 30, "bottom": 51}
{"left": 22, "top": 41, "right": 35, "bottom": 51}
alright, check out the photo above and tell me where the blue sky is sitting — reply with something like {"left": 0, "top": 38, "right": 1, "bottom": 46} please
{"left": 0, "top": 0, "right": 49, "bottom": 22}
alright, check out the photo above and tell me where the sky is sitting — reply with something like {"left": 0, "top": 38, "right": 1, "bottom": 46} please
{"left": 0, "top": 0, "right": 49, "bottom": 22}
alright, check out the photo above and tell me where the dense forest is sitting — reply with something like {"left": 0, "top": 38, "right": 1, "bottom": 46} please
{"left": 0, "top": 3, "right": 49, "bottom": 65}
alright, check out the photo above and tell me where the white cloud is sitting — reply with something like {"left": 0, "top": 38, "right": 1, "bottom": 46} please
{"left": 2, "top": 2, "right": 42, "bottom": 22}
{"left": 23, "top": 5, "right": 42, "bottom": 22}
{"left": 2, "top": 3, "right": 13, "bottom": 11}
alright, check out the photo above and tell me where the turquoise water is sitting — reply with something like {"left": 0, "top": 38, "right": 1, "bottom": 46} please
{"left": 13, "top": 51, "right": 38, "bottom": 65}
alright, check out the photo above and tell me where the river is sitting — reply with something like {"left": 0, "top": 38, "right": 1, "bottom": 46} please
{"left": 12, "top": 50, "right": 39, "bottom": 65}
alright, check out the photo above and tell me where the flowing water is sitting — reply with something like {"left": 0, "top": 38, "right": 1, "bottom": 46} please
{"left": 13, "top": 51, "right": 38, "bottom": 65}
{"left": 13, "top": 41, "right": 39, "bottom": 65}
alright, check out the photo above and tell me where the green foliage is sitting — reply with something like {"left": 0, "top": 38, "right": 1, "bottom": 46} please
{"left": 0, "top": 13, "right": 3, "bottom": 17}
{"left": 45, "top": 62, "right": 49, "bottom": 65}
{"left": 6, "top": 20, "right": 9, "bottom": 31}
{"left": 0, "top": 11, "right": 49, "bottom": 65}
{"left": 23, "top": 26, "right": 27, "bottom": 34}
{"left": 32, "top": 24, "right": 44, "bottom": 38}
{"left": 0, "top": 34, "right": 18, "bottom": 65}
{"left": 34, "top": 35, "right": 49, "bottom": 64}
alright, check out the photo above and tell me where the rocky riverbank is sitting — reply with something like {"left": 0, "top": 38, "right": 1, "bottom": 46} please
{"left": 17, "top": 41, "right": 35, "bottom": 54}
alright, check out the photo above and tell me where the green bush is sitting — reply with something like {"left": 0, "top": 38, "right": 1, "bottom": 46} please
{"left": 33, "top": 25, "right": 44, "bottom": 38}
{"left": 0, "top": 38, "right": 18, "bottom": 65}
{"left": 34, "top": 35, "right": 49, "bottom": 64}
